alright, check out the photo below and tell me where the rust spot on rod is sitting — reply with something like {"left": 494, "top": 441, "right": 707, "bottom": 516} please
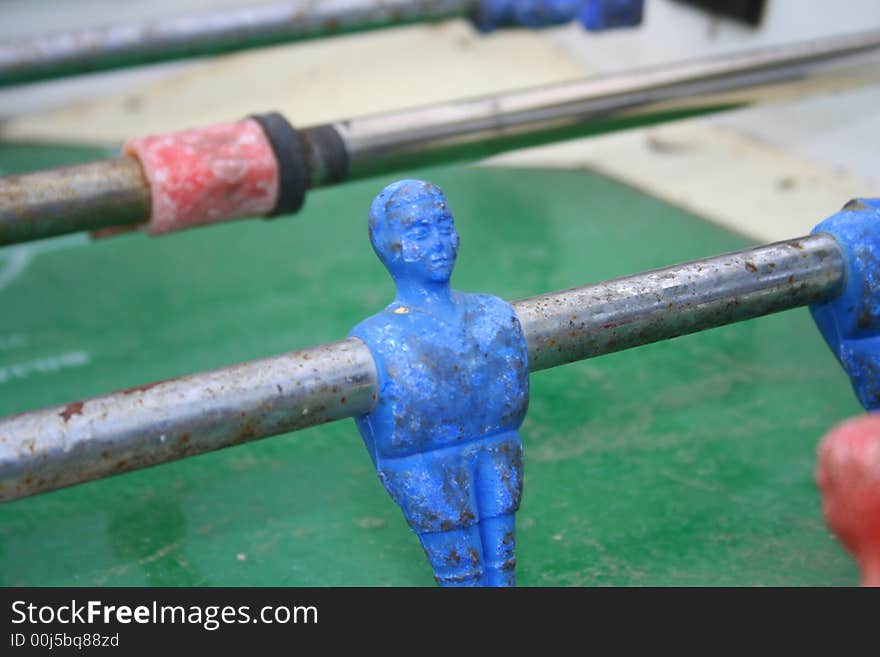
{"left": 121, "top": 380, "right": 165, "bottom": 395}
{"left": 59, "top": 401, "right": 84, "bottom": 422}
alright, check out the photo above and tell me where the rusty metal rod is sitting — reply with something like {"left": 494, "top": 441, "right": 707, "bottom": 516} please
{"left": 2, "top": 29, "right": 880, "bottom": 246}
{"left": 0, "top": 158, "right": 149, "bottom": 245}
{"left": 0, "top": 0, "right": 478, "bottom": 86}
{"left": 0, "top": 232, "right": 845, "bottom": 502}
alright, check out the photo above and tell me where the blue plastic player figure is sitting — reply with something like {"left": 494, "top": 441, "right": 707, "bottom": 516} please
{"left": 350, "top": 180, "right": 530, "bottom": 586}
{"left": 810, "top": 198, "right": 880, "bottom": 411}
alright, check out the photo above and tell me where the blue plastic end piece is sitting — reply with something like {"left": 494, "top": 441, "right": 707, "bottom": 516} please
{"left": 810, "top": 199, "right": 880, "bottom": 410}
{"left": 580, "top": 0, "right": 645, "bottom": 31}
{"left": 474, "top": 0, "right": 585, "bottom": 33}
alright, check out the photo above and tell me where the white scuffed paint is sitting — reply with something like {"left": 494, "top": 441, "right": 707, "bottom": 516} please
{"left": 0, "top": 335, "right": 27, "bottom": 351}
{"left": 0, "top": 233, "right": 89, "bottom": 292}
{"left": 0, "top": 350, "right": 90, "bottom": 385}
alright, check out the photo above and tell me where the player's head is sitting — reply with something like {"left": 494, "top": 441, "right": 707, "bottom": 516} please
{"left": 369, "top": 180, "right": 460, "bottom": 285}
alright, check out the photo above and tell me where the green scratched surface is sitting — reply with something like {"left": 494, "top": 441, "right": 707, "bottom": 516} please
{"left": 0, "top": 143, "right": 862, "bottom": 586}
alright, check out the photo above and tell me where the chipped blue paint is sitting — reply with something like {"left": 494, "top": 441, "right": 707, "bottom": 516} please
{"left": 474, "top": 0, "right": 644, "bottom": 32}
{"left": 350, "top": 180, "right": 529, "bottom": 586}
{"left": 810, "top": 199, "right": 880, "bottom": 410}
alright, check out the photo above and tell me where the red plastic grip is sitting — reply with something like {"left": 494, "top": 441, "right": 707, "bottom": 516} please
{"left": 124, "top": 119, "right": 279, "bottom": 235}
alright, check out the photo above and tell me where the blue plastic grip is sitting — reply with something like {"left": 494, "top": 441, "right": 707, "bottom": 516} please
{"left": 474, "top": 0, "right": 644, "bottom": 32}
{"left": 810, "top": 199, "right": 880, "bottom": 410}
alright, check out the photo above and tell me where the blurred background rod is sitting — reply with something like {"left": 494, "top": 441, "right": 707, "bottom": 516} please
{"left": 0, "top": 0, "right": 478, "bottom": 86}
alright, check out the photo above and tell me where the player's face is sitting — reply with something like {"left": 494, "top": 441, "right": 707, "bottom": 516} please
{"left": 397, "top": 201, "right": 459, "bottom": 283}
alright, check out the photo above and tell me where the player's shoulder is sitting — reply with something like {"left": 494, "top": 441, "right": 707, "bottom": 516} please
{"left": 349, "top": 305, "right": 411, "bottom": 342}
{"left": 462, "top": 292, "right": 517, "bottom": 321}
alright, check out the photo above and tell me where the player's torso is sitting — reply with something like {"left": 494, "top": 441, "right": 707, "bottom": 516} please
{"left": 354, "top": 293, "right": 529, "bottom": 458}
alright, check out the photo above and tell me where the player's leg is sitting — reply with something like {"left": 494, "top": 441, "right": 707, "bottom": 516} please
{"left": 479, "top": 513, "right": 517, "bottom": 586}
{"left": 417, "top": 525, "right": 485, "bottom": 586}
{"left": 473, "top": 432, "right": 523, "bottom": 586}
{"left": 378, "top": 452, "right": 486, "bottom": 585}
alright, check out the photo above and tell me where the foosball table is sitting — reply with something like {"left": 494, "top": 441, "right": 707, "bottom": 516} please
{"left": 1, "top": 0, "right": 878, "bottom": 587}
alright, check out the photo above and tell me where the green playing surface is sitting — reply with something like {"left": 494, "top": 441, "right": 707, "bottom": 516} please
{"left": 0, "top": 142, "right": 861, "bottom": 586}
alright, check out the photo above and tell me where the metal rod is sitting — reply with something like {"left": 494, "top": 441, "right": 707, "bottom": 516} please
{"left": 515, "top": 233, "right": 844, "bottom": 371}
{"left": 2, "top": 30, "right": 879, "bottom": 246}
{"left": 0, "top": 158, "right": 149, "bottom": 244}
{"left": 335, "top": 29, "right": 880, "bottom": 177}
{"left": 0, "top": 233, "right": 846, "bottom": 502}
{"left": 0, "top": 339, "right": 378, "bottom": 502}
{"left": 0, "top": 0, "right": 477, "bottom": 86}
